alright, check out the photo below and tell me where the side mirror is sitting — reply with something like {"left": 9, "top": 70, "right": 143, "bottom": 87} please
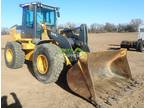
{"left": 57, "top": 12, "right": 60, "bottom": 17}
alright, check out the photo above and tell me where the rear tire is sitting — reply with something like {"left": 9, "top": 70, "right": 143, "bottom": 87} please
{"left": 136, "top": 39, "right": 143, "bottom": 52}
{"left": 121, "top": 41, "right": 128, "bottom": 49}
{"left": 33, "top": 43, "right": 64, "bottom": 83}
{"left": 4, "top": 42, "right": 25, "bottom": 69}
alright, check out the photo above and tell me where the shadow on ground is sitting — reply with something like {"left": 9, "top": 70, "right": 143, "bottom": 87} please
{"left": 108, "top": 44, "right": 139, "bottom": 52}
{"left": 56, "top": 66, "right": 97, "bottom": 107}
{"left": 108, "top": 47, "right": 138, "bottom": 52}
{"left": 109, "top": 44, "right": 120, "bottom": 47}
{"left": 1, "top": 92, "right": 22, "bottom": 108}
{"left": 25, "top": 61, "right": 96, "bottom": 107}
{"left": 108, "top": 44, "right": 121, "bottom": 50}
{"left": 25, "top": 61, "right": 35, "bottom": 77}
{"left": 25, "top": 61, "right": 76, "bottom": 96}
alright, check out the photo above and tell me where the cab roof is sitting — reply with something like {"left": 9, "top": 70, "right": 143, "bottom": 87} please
{"left": 20, "top": 2, "right": 59, "bottom": 11}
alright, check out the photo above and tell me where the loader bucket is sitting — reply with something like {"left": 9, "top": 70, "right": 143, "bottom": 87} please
{"left": 67, "top": 49, "right": 132, "bottom": 106}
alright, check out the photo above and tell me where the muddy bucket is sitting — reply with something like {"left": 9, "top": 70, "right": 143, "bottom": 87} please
{"left": 67, "top": 49, "right": 132, "bottom": 106}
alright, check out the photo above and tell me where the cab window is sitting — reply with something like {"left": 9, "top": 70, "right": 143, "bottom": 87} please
{"left": 36, "top": 8, "right": 55, "bottom": 26}
{"left": 25, "top": 9, "right": 34, "bottom": 28}
{"left": 46, "top": 11, "right": 55, "bottom": 25}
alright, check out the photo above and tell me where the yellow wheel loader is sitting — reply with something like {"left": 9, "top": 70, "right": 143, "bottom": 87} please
{"left": 4, "top": 2, "right": 132, "bottom": 107}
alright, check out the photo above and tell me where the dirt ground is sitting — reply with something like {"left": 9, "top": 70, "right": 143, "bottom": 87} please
{"left": 1, "top": 33, "right": 144, "bottom": 108}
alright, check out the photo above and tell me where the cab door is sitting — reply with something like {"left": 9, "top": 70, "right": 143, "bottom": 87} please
{"left": 21, "top": 7, "right": 35, "bottom": 38}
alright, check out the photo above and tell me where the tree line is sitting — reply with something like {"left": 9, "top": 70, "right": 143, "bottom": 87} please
{"left": 1, "top": 27, "right": 10, "bottom": 35}
{"left": 1, "top": 18, "right": 143, "bottom": 35}
{"left": 58, "top": 19, "right": 143, "bottom": 33}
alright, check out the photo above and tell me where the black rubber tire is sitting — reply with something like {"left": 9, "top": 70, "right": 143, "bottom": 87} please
{"left": 136, "top": 40, "right": 143, "bottom": 52}
{"left": 4, "top": 42, "right": 25, "bottom": 69}
{"left": 33, "top": 43, "right": 64, "bottom": 83}
{"left": 121, "top": 41, "right": 127, "bottom": 48}
{"left": 120, "top": 41, "right": 130, "bottom": 50}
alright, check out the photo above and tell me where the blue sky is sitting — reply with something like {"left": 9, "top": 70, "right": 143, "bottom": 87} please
{"left": 1, "top": 0, "right": 144, "bottom": 28}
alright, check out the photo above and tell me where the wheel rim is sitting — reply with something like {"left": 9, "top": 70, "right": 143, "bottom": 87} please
{"left": 36, "top": 54, "right": 48, "bottom": 74}
{"left": 6, "top": 48, "right": 13, "bottom": 63}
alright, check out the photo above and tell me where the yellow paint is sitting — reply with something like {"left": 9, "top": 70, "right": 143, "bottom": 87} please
{"left": 120, "top": 48, "right": 127, "bottom": 57}
{"left": 64, "top": 54, "right": 72, "bottom": 66}
{"left": 6, "top": 48, "right": 13, "bottom": 63}
{"left": 25, "top": 50, "right": 34, "bottom": 61}
{"left": 16, "top": 39, "right": 35, "bottom": 50}
{"left": 36, "top": 54, "right": 48, "bottom": 74}
{"left": 17, "top": 39, "right": 35, "bottom": 61}
{"left": 21, "top": 42, "right": 35, "bottom": 50}
{"left": 10, "top": 26, "right": 21, "bottom": 40}
{"left": 79, "top": 52, "right": 88, "bottom": 62}
{"left": 41, "top": 23, "right": 50, "bottom": 40}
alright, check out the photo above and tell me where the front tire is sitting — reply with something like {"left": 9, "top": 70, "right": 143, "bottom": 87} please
{"left": 121, "top": 41, "right": 128, "bottom": 49}
{"left": 33, "top": 43, "right": 64, "bottom": 83}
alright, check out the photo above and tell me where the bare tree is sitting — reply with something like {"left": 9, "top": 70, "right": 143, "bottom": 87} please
{"left": 104, "top": 23, "right": 117, "bottom": 32}
{"left": 117, "top": 24, "right": 127, "bottom": 32}
{"left": 89, "top": 23, "right": 105, "bottom": 33}
{"left": 60, "top": 19, "right": 144, "bottom": 33}
{"left": 64, "top": 22, "right": 76, "bottom": 29}
{"left": 1, "top": 27, "right": 9, "bottom": 35}
{"left": 130, "top": 19, "right": 143, "bottom": 31}
{"left": 89, "top": 23, "right": 97, "bottom": 33}
{"left": 57, "top": 24, "right": 64, "bottom": 29}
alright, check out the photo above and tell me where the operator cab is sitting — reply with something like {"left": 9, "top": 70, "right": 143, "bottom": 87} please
{"left": 20, "top": 2, "right": 60, "bottom": 39}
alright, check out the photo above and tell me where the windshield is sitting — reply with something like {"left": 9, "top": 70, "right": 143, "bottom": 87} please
{"left": 37, "top": 8, "right": 56, "bottom": 26}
